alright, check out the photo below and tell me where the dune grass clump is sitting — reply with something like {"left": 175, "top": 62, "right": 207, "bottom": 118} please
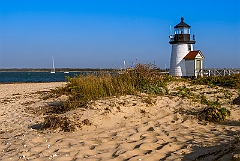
{"left": 61, "top": 64, "right": 171, "bottom": 109}
{"left": 127, "top": 64, "right": 171, "bottom": 95}
{"left": 64, "top": 73, "right": 135, "bottom": 108}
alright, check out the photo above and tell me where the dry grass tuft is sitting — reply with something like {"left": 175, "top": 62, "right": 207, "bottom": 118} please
{"left": 43, "top": 115, "right": 76, "bottom": 132}
{"left": 42, "top": 115, "right": 92, "bottom": 132}
{"left": 233, "top": 95, "right": 240, "bottom": 105}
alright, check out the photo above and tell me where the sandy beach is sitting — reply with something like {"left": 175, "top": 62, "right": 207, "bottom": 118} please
{"left": 0, "top": 82, "right": 240, "bottom": 160}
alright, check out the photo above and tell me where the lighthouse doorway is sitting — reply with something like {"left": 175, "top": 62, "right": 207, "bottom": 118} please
{"left": 196, "top": 60, "right": 201, "bottom": 70}
{"left": 196, "top": 60, "right": 202, "bottom": 77}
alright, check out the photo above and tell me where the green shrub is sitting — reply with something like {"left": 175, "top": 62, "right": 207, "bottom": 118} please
{"left": 199, "top": 95, "right": 230, "bottom": 122}
{"left": 199, "top": 106, "right": 230, "bottom": 122}
{"left": 192, "top": 74, "right": 240, "bottom": 89}
{"left": 172, "top": 85, "right": 196, "bottom": 99}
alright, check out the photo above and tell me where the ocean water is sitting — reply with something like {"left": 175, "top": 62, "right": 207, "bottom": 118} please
{"left": 0, "top": 72, "right": 83, "bottom": 83}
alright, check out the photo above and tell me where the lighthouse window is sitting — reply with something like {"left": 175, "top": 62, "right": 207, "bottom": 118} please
{"left": 188, "top": 44, "right": 192, "bottom": 51}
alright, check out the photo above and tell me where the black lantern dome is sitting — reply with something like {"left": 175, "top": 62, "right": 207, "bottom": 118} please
{"left": 169, "top": 17, "right": 195, "bottom": 44}
{"left": 174, "top": 17, "right": 190, "bottom": 28}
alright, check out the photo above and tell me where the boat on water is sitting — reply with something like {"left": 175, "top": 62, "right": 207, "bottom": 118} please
{"left": 50, "top": 57, "right": 55, "bottom": 73}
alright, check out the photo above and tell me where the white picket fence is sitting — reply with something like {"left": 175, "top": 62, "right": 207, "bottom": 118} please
{"left": 197, "top": 68, "right": 240, "bottom": 77}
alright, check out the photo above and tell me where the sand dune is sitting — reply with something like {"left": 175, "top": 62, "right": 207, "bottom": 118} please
{"left": 0, "top": 82, "right": 239, "bottom": 160}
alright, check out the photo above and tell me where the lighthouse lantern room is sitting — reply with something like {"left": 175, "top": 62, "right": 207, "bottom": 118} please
{"left": 169, "top": 17, "right": 203, "bottom": 77}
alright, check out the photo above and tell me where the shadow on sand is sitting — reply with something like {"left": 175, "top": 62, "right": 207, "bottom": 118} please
{"left": 183, "top": 140, "right": 240, "bottom": 161}
{"left": 182, "top": 123, "right": 240, "bottom": 161}
{"left": 29, "top": 123, "right": 45, "bottom": 130}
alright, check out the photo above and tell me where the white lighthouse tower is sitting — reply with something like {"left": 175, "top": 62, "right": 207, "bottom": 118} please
{"left": 169, "top": 17, "right": 196, "bottom": 76}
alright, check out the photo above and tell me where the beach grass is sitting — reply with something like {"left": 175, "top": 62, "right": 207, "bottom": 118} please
{"left": 59, "top": 65, "right": 239, "bottom": 116}
{"left": 43, "top": 65, "right": 240, "bottom": 131}
{"left": 62, "top": 64, "right": 171, "bottom": 109}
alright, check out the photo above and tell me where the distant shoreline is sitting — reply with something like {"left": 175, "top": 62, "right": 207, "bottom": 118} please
{"left": 0, "top": 68, "right": 119, "bottom": 72}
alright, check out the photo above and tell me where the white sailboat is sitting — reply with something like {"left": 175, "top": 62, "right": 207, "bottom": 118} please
{"left": 50, "top": 57, "right": 56, "bottom": 73}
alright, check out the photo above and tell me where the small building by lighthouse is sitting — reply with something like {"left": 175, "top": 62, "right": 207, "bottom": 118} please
{"left": 169, "top": 17, "right": 204, "bottom": 77}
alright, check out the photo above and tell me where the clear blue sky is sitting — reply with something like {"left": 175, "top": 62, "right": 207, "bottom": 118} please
{"left": 0, "top": 0, "right": 240, "bottom": 69}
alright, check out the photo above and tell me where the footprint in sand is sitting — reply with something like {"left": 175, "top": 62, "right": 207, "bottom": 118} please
{"left": 31, "top": 137, "right": 47, "bottom": 143}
